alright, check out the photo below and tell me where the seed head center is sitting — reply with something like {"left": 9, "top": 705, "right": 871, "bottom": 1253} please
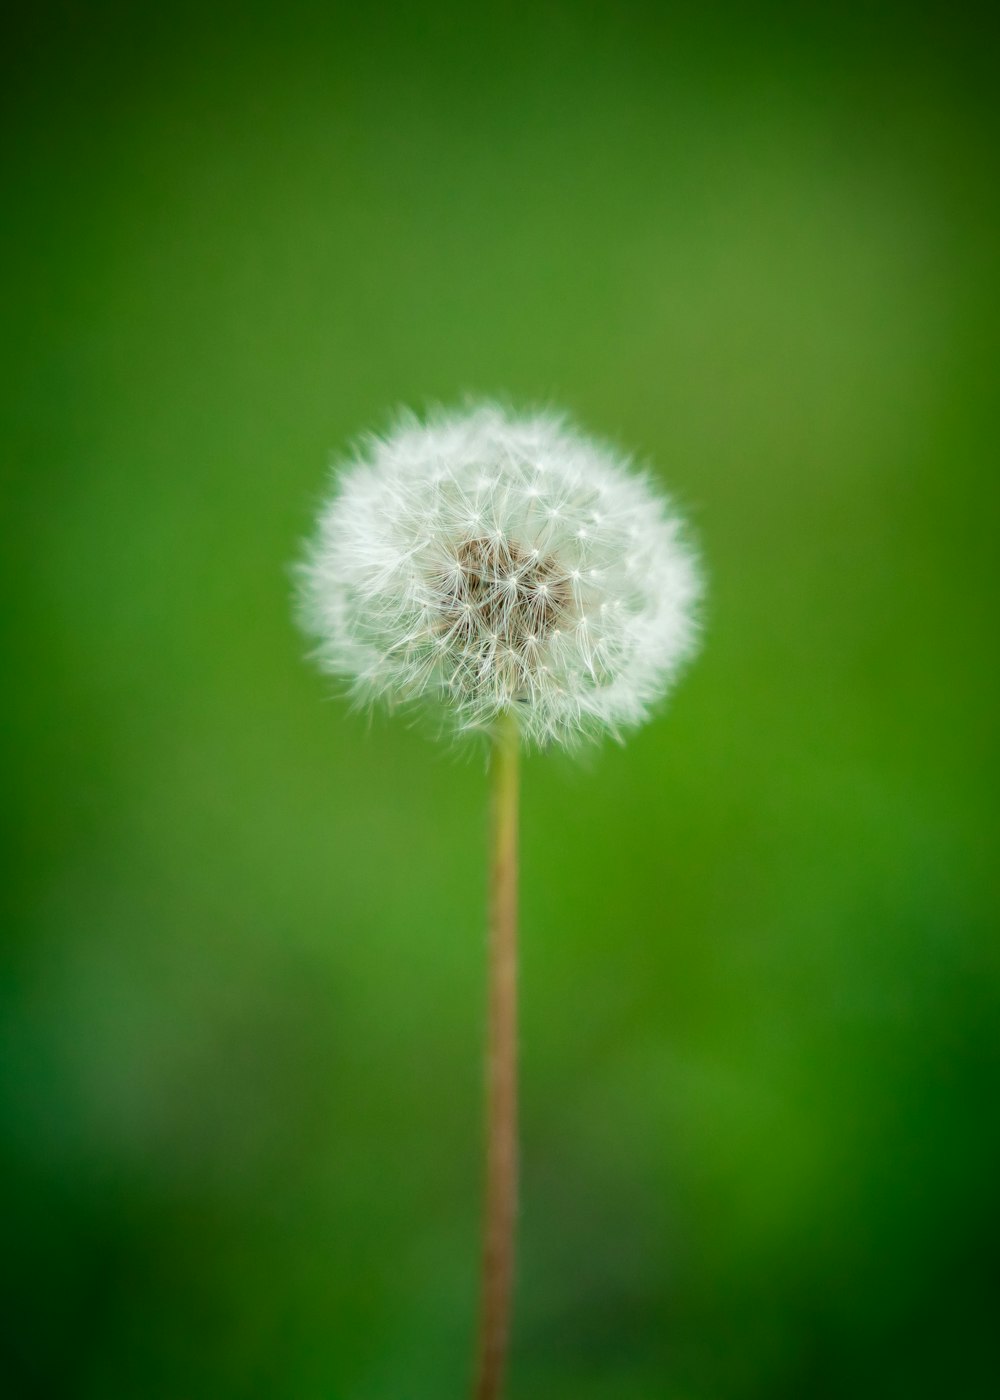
{"left": 442, "top": 535, "right": 573, "bottom": 661}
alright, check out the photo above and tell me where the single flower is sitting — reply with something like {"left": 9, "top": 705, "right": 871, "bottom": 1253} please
{"left": 296, "top": 400, "right": 704, "bottom": 1400}
{"left": 298, "top": 401, "right": 702, "bottom": 747}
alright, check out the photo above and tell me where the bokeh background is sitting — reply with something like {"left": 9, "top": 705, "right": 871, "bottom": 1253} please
{"left": 4, "top": 3, "right": 998, "bottom": 1397}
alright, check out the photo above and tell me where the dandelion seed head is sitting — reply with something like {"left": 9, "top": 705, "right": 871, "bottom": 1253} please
{"left": 297, "top": 402, "right": 703, "bottom": 748}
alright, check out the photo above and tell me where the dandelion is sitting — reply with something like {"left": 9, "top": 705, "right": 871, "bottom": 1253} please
{"left": 297, "top": 401, "right": 702, "bottom": 1399}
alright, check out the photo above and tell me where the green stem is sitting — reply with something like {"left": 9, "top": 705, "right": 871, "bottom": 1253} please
{"left": 473, "top": 709, "right": 520, "bottom": 1400}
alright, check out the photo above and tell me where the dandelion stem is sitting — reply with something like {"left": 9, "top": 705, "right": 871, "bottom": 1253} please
{"left": 474, "top": 708, "right": 520, "bottom": 1400}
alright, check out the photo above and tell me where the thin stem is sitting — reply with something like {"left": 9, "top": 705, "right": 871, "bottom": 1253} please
{"left": 473, "top": 709, "right": 520, "bottom": 1400}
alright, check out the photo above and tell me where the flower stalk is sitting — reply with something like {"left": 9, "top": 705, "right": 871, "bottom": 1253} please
{"left": 474, "top": 708, "right": 520, "bottom": 1400}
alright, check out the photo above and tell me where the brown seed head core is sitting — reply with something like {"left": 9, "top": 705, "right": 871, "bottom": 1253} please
{"left": 436, "top": 535, "right": 575, "bottom": 696}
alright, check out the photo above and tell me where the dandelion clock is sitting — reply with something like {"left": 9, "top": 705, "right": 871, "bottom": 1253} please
{"left": 296, "top": 402, "right": 702, "bottom": 1399}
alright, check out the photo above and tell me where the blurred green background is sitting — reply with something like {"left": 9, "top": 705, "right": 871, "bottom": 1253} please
{"left": 4, "top": 3, "right": 998, "bottom": 1397}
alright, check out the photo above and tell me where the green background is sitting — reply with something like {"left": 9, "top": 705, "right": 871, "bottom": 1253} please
{"left": 4, "top": 4, "right": 998, "bottom": 1396}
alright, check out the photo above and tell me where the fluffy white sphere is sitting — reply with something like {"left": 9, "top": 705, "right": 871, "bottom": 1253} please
{"left": 298, "top": 403, "right": 702, "bottom": 748}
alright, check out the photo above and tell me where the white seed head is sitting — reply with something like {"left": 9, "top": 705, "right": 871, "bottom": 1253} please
{"left": 297, "top": 402, "right": 703, "bottom": 748}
